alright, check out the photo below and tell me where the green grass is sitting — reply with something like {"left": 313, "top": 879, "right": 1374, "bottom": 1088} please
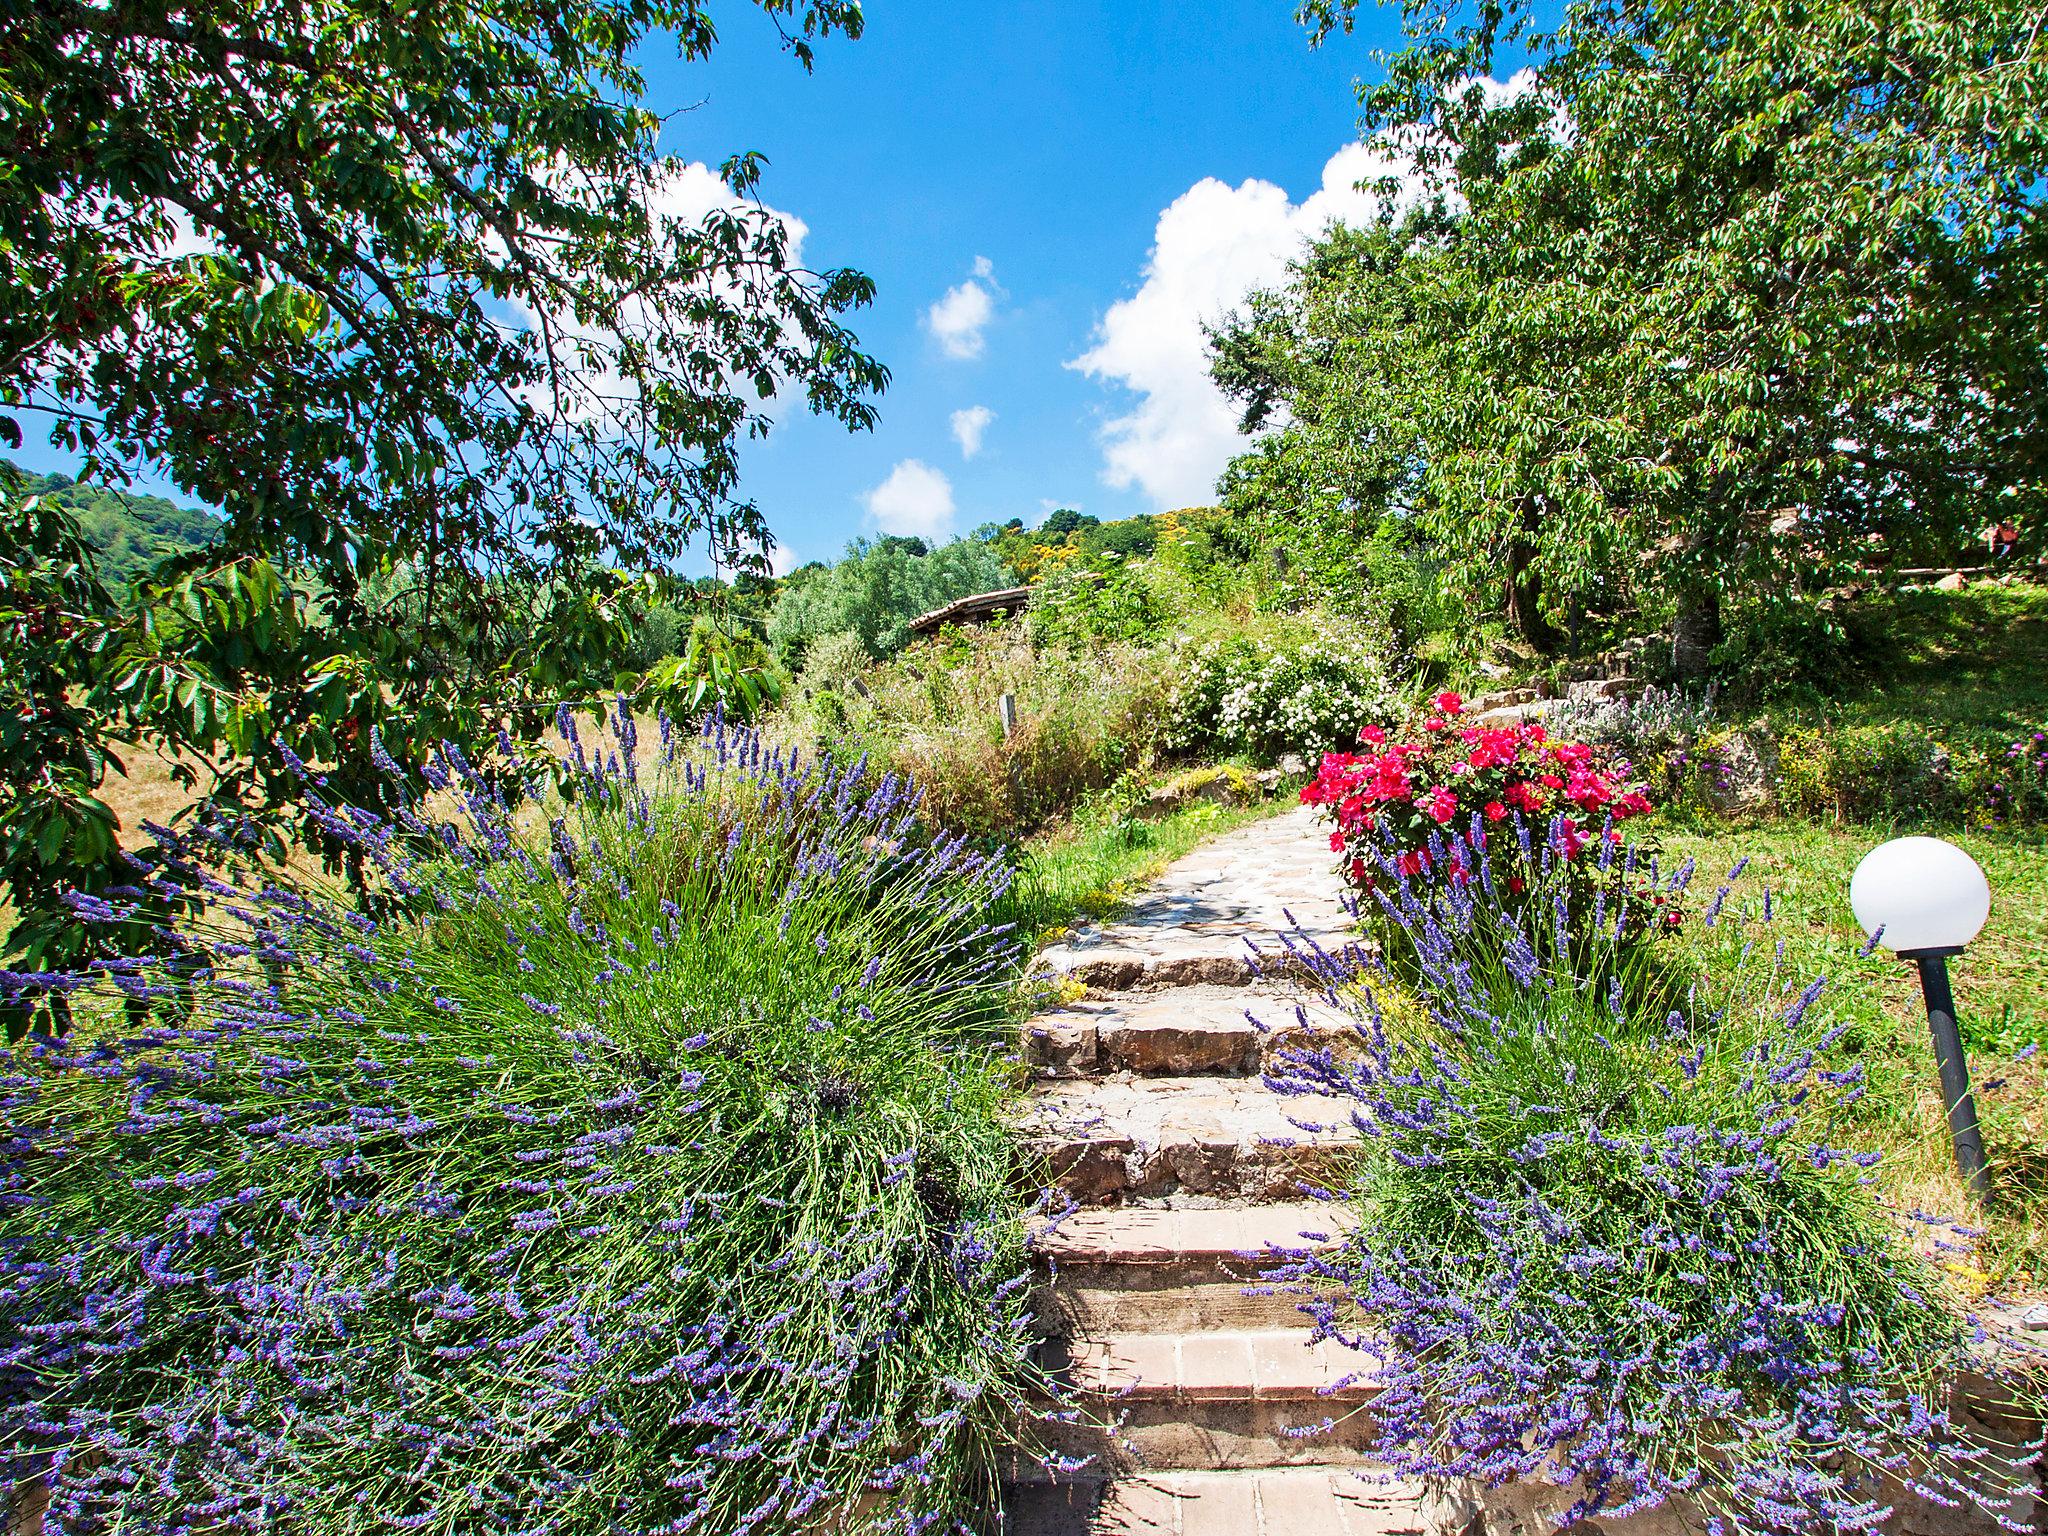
{"left": 997, "top": 788, "right": 1289, "bottom": 949}
{"left": 1788, "top": 582, "right": 2048, "bottom": 736}
{"left": 1654, "top": 812, "right": 2048, "bottom": 1292}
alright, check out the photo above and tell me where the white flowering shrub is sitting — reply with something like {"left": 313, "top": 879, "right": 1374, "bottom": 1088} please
{"left": 1167, "top": 619, "right": 1398, "bottom": 764}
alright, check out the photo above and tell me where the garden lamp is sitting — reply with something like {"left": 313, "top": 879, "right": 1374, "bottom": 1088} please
{"left": 1849, "top": 836, "right": 1993, "bottom": 1203}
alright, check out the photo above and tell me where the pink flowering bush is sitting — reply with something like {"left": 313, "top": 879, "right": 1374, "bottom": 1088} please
{"left": 1303, "top": 690, "right": 1659, "bottom": 909}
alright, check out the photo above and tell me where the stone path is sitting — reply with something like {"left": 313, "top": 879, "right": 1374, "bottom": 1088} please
{"left": 1003, "top": 805, "right": 1434, "bottom": 1536}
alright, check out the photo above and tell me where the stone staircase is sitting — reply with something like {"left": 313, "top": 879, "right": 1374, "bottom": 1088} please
{"left": 1001, "top": 807, "right": 1433, "bottom": 1536}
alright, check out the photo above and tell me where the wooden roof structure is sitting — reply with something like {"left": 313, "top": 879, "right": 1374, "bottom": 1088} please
{"left": 906, "top": 585, "right": 1032, "bottom": 636}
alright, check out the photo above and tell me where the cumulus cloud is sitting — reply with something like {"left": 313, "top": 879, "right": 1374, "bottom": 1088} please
{"left": 1068, "top": 140, "right": 1433, "bottom": 510}
{"left": 862, "top": 459, "right": 956, "bottom": 541}
{"left": 926, "top": 259, "right": 1000, "bottom": 360}
{"left": 950, "top": 405, "right": 995, "bottom": 459}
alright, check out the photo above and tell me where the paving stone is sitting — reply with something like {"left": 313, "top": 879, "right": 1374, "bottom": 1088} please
{"left": 1022, "top": 1077, "right": 1357, "bottom": 1203}
{"left": 1001, "top": 1470, "right": 1435, "bottom": 1536}
{"left": 1025, "top": 988, "right": 1357, "bottom": 1079}
{"left": 1033, "top": 808, "right": 1363, "bottom": 992}
{"left": 1063, "top": 1329, "right": 1377, "bottom": 1405}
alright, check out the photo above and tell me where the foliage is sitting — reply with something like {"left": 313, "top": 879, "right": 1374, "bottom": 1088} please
{"left": 1302, "top": 694, "right": 1655, "bottom": 892}
{"left": 0, "top": 475, "right": 648, "bottom": 1034}
{"left": 1541, "top": 685, "right": 1720, "bottom": 763}
{"left": 786, "top": 625, "right": 1175, "bottom": 840}
{"left": 1773, "top": 717, "right": 2048, "bottom": 829}
{"left": 2, "top": 0, "right": 884, "bottom": 1022}
{"left": 794, "top": 629, "right": 875, "bottom": 694}
{"left": 1166, "top": 615, "right": 1401, "bottom": 766}
{"left": 642, "top": 616, "right": 784, "bottom": 723}
{"left": 0, "top": 461, "right": 219, "bottom": 589}
{"left": 1649, "top": 815, "right": 2047, "bottom": 1279}
{"left": 0, "top": 711, "right": 1047, "bottom": 1535}
{"left": 1027, "top": 560, "right": 1173, "bottom": 649}
{"left": 768, "top": 535, "right": 1015, "bottom": 666}
{"left": 0, "top": 489, "right": 196, "bottom": 1029}
{"left": 619, "top": 575, "right": 784, "bottom": 675}
{"left": 1222, "top": 0, "right": 2048, "bottom": 669}
{"left": 1262, "top": 846, "right": 2041, "bottom": 1533}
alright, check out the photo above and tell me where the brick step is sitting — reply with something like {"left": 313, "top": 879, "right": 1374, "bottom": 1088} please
{"left": 1020, "top": 1328, "right": 1382, "bottom": 1475}
{"left": 1023, "top": 1077, "right": 1356, "bottom": 1204}
{"left": 1003, "top": 1469, "right": 1434, "bottom": 1536}
{"left": 1032, "top": 1203, "right": 1353, "bottom": 1333}
{"left": 1024, "top": 988, "right": 1358, "bottom": 1080}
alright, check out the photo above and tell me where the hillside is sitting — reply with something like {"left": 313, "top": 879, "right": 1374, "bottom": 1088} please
{"left": 3, "top": 460, "right": 219, "bottom": 586}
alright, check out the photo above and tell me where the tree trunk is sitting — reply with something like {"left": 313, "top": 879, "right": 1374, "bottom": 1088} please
{"left": 1671, "top": 589, "right": 1722, "bottom": 681}
{"left": 1504, "top": 532, "right": 1561, "bottom": 654}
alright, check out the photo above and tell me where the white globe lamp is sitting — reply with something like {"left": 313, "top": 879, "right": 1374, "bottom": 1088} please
{"left": 1849, "top": 835, "right": 1990, "bottom": 957}
{"left": 1849, "top": 836, "right": 1992, "bottom": 1201}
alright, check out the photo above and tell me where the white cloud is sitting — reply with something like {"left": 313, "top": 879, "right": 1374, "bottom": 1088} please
{"left": 1068, "top": 139, "right": 1433, "bottom": 510}
{"left": 950, "top": 405, "right": 995, "bottom": 459}
{"left": 926, "top": 260, "right": 1000, "bottom": 360}
{"left": 1037, "top": 498, "right": 1079, "bottom": 519}
{"left": 862, "top": 459, "right": 956, "bottom": 541}
{"left": 501, "top": 161, "right": 812, "bottom": 423}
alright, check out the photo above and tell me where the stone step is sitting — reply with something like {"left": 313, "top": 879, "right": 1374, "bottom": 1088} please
{"left": 1023, "top": 1078, "right": 1356, "bottom": 1204}
{"left": 1033, "top": 1203, "right": 1353, "bottom": 1333}
{"left": 1032, "top": 933, "right": 1346, "bottom": 993}
{"left": 1023, "top": 987, "right": 1354, "bottom": 1079}
{"left": 1028, "top": 806, "right": 1361, "bottom": 995}
{"left": 1025, "top": 1328, "right": 1382, "bottom": 1474}
{"left": 1004, "top": 1469, "right": 1434, "bottom": 1536}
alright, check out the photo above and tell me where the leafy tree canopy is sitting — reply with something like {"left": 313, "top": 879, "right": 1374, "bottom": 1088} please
{"left": 1, "top": 0, "right": 886, "bottom": 1026}
{"left": 1221, "top": 0, "right": 2048, "bottom": 673}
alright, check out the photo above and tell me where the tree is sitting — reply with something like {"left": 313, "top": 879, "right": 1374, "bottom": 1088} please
{"left": 0, "top": 0, "right": 887, "bottom": 1029}
{"left": 767, "top": 537, "right": 1016, "bottom": 666}
{"left": 1224, "top": 0, "right": 2048, "bottom": 673}
{"left": 1038, "top": 508, "right": 1098, "bottom": 539}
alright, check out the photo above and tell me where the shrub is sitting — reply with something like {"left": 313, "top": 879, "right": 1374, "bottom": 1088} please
{"left": 1166, "top": 615, "right": 1399, "bottom": 765}
{"left": 1776, "top": 718, "right": 1951, "bottom": 823}
{"left": 1541, "top": 684, "right": 1718, "bottom": 759}
{"left": 784, "top": 626, "right": 1176, "bottom": 840}
{"left": 1302, "top": 693, "right": 1654, "bottom": 894}
{"left": 1982, "top": 725, "right": 2048, "bottom": 826}
{"left": 1026, "top": 559, "right": 1171, "bottom": 648}
{"left": 0, "top": 710, "right": 1044, "bottom": 1536}
{"left": 1261, "top": 849, "right": 2041, "bottom": 1534}
{"left": 796, "top": 628, "right": 874, "bottom": 694}
{"left": 641, "top": 615, "right": 784, "bottom": 722}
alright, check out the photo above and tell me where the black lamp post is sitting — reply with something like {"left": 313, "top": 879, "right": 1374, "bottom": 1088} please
{"left": 1851, "top": 836, "right": 1994, "bottom": 1204}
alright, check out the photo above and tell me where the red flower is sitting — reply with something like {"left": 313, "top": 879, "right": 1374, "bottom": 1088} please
{"left": 1433, "top": 690, "right": 1465, "bottom": 715}
{"left": 1359, "top": 723, "right": 1387, "bottom": 745}
{"left": 1484, "top": 799, "right": 1508, "bottom": 821}
{"left": 1421, "top": 786, "right": 1458, "bottom": 825}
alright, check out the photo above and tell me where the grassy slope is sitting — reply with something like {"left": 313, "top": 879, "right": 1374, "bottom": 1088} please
{"left": 1820, "top": 584, "right": 2048, "bottom": 737}
{"left": 1655, "top": 813, "right": 2047, "bottom": 1292}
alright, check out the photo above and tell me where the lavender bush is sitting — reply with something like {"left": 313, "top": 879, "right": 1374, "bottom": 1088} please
{"left": 1263, "top": 827, "right": 2043, "bottom": 1534}
{"left": 1, "top": 709, "right": 1044, "bottom": 1536}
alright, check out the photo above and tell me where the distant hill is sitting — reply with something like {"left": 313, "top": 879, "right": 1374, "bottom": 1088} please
{"left": 3, "top": 461, "right": 220, "bottom": 586}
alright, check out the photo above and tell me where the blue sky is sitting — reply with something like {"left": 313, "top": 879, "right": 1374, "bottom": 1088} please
{"left": 659, "top": 2, "right": 1411, "bottom": 569}
{"left": 19, "top": 3, "right": 1424, "bottom": 573}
